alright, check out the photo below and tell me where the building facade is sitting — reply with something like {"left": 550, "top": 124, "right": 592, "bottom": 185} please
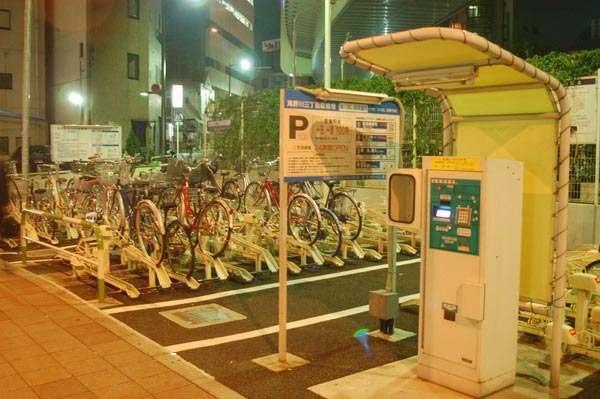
{"left": 0, "top": 0, "right": 46, "bottom": 161}
{"left": 47, "top": 0, "right": 163, "bottom": 154}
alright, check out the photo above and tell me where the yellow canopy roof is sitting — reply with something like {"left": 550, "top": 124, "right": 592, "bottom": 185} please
{"left": 341, "top": 27, "right": 571, "bottom": 305}
{"left": 339, "top": 27, "right": 566, "bottom": 117}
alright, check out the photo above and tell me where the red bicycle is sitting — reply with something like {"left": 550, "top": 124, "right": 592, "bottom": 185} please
{"left": 242, "top": 161, "right": 323, "bottom": 246}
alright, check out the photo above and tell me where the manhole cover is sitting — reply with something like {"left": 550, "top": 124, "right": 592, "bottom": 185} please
{"left": 159, "top": 304, "right": 246, "bottom": 329}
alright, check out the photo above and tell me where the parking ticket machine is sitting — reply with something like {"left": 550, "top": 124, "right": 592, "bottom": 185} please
{"left": 388, "top": 156, "right": 524, "bottom": 397}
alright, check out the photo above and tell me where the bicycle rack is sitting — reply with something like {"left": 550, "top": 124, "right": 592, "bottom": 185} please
{"left": 19, "top": 210, "right": 141, "bottom": 300}
{"left": 117, "top": 239, "right": 173, "bottom": 290}
{"left": 234, "top": 212, "right": 302, "bottom": 274}
{"left": 229, "top": 234, "right": 279, "bottom": 273}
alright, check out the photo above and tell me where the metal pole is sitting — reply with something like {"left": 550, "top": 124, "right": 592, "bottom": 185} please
{"left": 278, "top": 94, "right": 289, "bottom": 363}
{"left": 292, "top": 15, "right": 297, "bottom": 87}
{"left": 412, "top": 103, "right": 417, "bottom": 168}
{"left": 228, "top": 68, "right": 232, "bottom": 96}
{"left": 161, "top": 0, "right": 167, "bottom": 154}
{"left": 176, "top": 122, "right": 180, "bottom": 157}
{"left": 21, "top": 0, "right": 33, "bottom": 177}
{"left": 594, "top": 68, "right": 600, "bottom": 242}
{"left": 240, "top": 99, "right": 245, "bottom": 168}
{"left": 323, "top": 0, "right": 331, "bottom": 89}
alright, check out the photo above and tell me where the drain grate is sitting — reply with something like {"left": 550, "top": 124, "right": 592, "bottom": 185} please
{"left": 159, "top": 304, "right": 246, "bottom": 329}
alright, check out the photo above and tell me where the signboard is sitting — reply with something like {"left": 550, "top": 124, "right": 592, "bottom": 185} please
{"left": 50, "top": 125, "right": 122, "bottom": 163}
{"left": 568, "top": 77, "right": 597, "bottom": 144}
{"left": 207, "top": 119, "right": 232, "bottom": 132}
{"left": 262, "top": 38, "right": 280, "bottom": 53}
{"left": 280, "top": 89, "right": 400, "bottom": 182}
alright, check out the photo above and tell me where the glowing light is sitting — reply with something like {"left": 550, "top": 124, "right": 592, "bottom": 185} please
{"left": 239, "top": 58, "right": 252, "bottom": 71}
{"left": 67, "top": 92, "right": 84, "bottom": 106}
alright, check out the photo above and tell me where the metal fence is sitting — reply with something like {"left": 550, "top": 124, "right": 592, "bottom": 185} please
{"left": 569, "top": 144, "right": 596, "bottom": 204}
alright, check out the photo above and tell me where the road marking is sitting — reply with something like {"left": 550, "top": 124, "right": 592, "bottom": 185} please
{"left": 104, "top": 258, "right": 420, "bottom": 315}
{"left": 166, "top": 293, "right": 420, "bottom": 353}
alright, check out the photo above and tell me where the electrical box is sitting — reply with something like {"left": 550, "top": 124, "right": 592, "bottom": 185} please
{"left": 388, "top": 156, "right": 524, "bottom": 397}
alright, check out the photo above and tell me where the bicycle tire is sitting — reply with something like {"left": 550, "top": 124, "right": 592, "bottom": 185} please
{"left": 197, "top": 199, "right": 233, "bottom": 258}
{"left": 104, "top": 188, "right": 127, "bottom": 235}
{"left": 134, "top": 199, "right": 165, "bottom": 264}
{"left": 288, "top": 193, "right": 322, "bottom": 246}
{"left": 7, "top": 178, "right": 22, "bottom": 216}
{"left": 315, "top": 207, "right": 343, "bottom": 257}
{"left": 330, "top": 191, "right": 363, "bottom": 241}
{"left": 243, "top": 181, "right": 267, "bottom": 212}
{"left": 165, "top": 219, "right": 195, "bottom": 278}
{"left": 221, "top": 179, "right": 241, "bottom": 211}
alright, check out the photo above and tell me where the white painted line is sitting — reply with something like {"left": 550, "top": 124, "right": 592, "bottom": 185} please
{"left": 166, "top": 293, "right": 420, "bottom": 353}
{"left": 105, "top": 258, "right": 421, "bottom": 315}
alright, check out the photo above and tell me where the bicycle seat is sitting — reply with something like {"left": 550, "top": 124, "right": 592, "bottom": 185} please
{"left": 325, "top": 180, "right": 338, "bottom": 188}
{"left": 57, "top": 177, "right": 68, "bottom": 184}
{"left": 259, "top": 172, "right": 266, "bottom": 177}
{"left": 34, "top": 188, "right": 47, "bottom": 194}
{"left": 219, "top": 171, "right": 230, "bottom": 177}
{"left": 80, "top": 175, "right": 96, "bottom": 181}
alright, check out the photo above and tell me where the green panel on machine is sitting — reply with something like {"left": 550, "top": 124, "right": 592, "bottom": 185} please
{"left": 429, "top": 178, "right": 480, "bottom": 255}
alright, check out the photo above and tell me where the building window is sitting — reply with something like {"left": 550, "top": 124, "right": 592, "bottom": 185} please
{"left": 0, "top": 9, "right": 10, "bottom": 30}
{"left": 468, "top": 5, "right": 480, "bottom": 18}
{"left": 127, "top": 0, "right": 139, "bottom": 19}
{"left": 0, "top": 73, "right": 12, "bottom": 89}
{"left": 127, "top": 53, "right": 139, "bottom": 80}
{"left": 0, "top": 137, "right": 8, "bottom": 155}
{"left": 592, "top": 18, "right": 600, "bottom": 39}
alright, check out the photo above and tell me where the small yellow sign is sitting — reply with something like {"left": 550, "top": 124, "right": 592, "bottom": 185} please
{"left": 430, "top": 157, "right": 481, "bottom": 172}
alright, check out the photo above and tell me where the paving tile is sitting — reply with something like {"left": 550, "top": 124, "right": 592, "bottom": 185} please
{"left": 104, "top": 349, "right": 152, "bottom": 367}
{"left": 75, "top": 330, "right": 120, "bottom": 346}
{"left": 65, "top": 322, "right": 109, "bottom": 337}
{"left": 20, "top": 365, "right": 72, "bottom": 386}
{"left": 118, "top": 359, "right": 169, "bottom": 380}
{"left": 1, "top": 342, "right": 47, "bottom": 361}
{"left": 0, "top": 334, "right": 36, "bottom": 351}
{"left": 0, "top": 361, "right": 17, "bottom": 378}
{"left": 92, "top": 381, "right": 151, "bottom": 399}
{"left": 76, "top": 367, "right": 130, "bottom": 390}
{"left": 61, "top": 356, "right": 114, "bottom": 376}
{"left": 32, "top": 376, "right": 89, "bottom": 399}
{"left": 0, "top": 320, "right": 25, "bottom": 338}
{"left": 152, "top": 383, "right": 214, "bottom": 399}
{"left": 135, "top": 371, "right": 190, "bottom": 393}
{"left": 51, "top": 347, "right": 98, "bottom": 365}
{"left": 88, "top": 340, "right": 136, "bottom": 356}
{"left": 0, "top": 373, "right": 29, "bottom": 393}
{"left": 11, "top": 353, "right": 61, "bottom": 373}
{"left": 3, "top": 386, "right": 39, "bottom": 399}
{"left": 37, "top": 336, "right": 86, "bottom": 354}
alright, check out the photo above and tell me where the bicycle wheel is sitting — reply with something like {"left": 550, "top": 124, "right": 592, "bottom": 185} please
{"left": 221, "top": 179, "right": 241, "bottom": 211}
{"left": 288, "top": 193, "right": 322, "bottom": 246}
{"left": 330, "top": 192, "right": 363, "bottom": 241}
{"left": 243, "top": 181, "right": 267, "bottom": 212}
{"left": 134, "top": 199, "right": 165, "bottom": 263}
{"left": 314, "top": 207, "right": 343, "bottom": 257}
{"left": 165, "top": 219, "right": 195, "bottom": 278}
{"left": 197, "top": 199, "right": 233, "bottom": 258}
{"left": 7, "top": 178, "right": 22, "bottom": 216}
{"left": 104, "top": 189, "right": 127, "bottom": 235}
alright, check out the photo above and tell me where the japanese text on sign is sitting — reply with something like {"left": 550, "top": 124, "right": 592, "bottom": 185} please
{"left": 280, "top": 90, "right": 401, "bottom": 182}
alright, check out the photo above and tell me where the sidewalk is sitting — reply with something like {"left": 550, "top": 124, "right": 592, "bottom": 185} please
{"left": 0, "top": 259, "right": 242, "bottom": 399}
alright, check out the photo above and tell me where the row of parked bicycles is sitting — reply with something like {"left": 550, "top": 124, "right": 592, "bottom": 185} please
{"left": 5, "top": 154, "right": 366, "bottom": 292}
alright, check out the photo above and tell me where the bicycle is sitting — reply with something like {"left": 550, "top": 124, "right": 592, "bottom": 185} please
{"left": 242, "top": 160, "right": 323, "bottom": 247}
{"left": 160, "top": 161, "right": 234, "bottom": 278}
{"left": 101, "top": 157, "right": 165, "bottom": 264}
{"left": 294, "top": 180, "right": 363, "bottom": 241}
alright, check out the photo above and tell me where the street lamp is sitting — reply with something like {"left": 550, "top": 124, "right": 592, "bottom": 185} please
{"left": 227, "top": 58, "right": 253, "bottom": 96}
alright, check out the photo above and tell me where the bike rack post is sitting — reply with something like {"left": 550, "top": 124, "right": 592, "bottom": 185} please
{"left": 20, "top": 211, "right": 28, "bottom": 265}
{"left": 94, "top": 225, "right": 113, "bottom": 303}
